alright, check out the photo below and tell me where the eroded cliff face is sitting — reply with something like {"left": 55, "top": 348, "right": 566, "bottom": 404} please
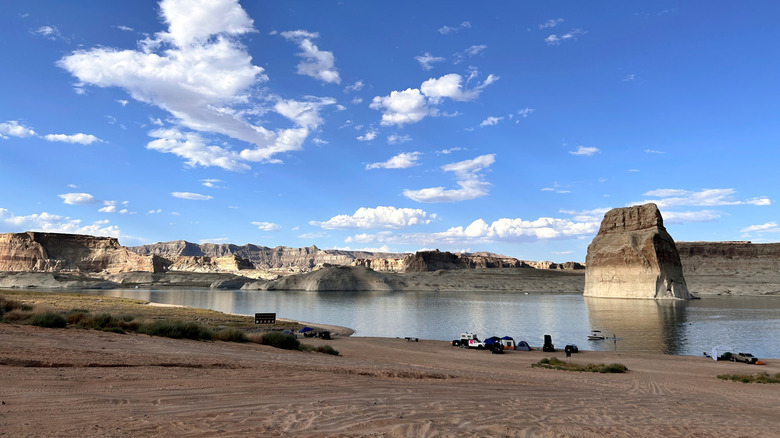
{"left": 584, "top": 204, "right": 691, "bottom": 299}
{"left": 0, "top": 232, "right": 159, "bottom": 274}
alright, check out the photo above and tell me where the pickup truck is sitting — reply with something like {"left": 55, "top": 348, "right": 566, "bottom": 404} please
{"left": 732, "top": 352, "right": 758, "bottom": 364}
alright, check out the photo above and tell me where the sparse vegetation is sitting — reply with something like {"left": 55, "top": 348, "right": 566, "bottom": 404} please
{"left": 717, "top": 372, "right": 780, "bottom": 384}
{"left": 29, "top": 312, "right": 67, "bottom": 328}
{"left": 138, "top": 320, "right": 214, "bottom": 340}
{"left": 1, "top": 292, "right": 340, "bottom": 353}
{"left": 533, "top": 357, "right": 628, "bottom": 373}
{"left": 259, "top": 331, "right": 300, "bottom": 350}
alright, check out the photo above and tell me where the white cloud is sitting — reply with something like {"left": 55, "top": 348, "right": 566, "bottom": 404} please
{"left": 252, "top": 221, "right": 281, "bottom": 231}
{"left": 464, "top": 45, "right": 487, "bottom": 56}
{"left": 357, "top": 129, "right": 378, "bottom": 141}
{"left": 0, "top": 208, "right": 120, "bottom": 237}
{"left": 662, "top": 210, "right": 721, "bottom": 224}
{"left": 281, "top": 30, "right": 340, "bottom": 84}
{"left": 201, "top": 178, "right": 222, "bottom": 188}
{"left": 640, "top": 188, "right": 771, "bottom": 208}
{"left": 415, "top": 52, "right": 445, "bottom": 70}
{"left": 436, "top": 147, "right": 465, "bottom": 155}
{"left": 539, "top": 18, "right": 564, "bottom": 29}
{"left": 58, "top": 0, "right": 326, "bottom": 168}
{"left": 741, "top": 222, "right": 780, "bottom": 233}
{"left": 370, "top": 73, "right": 497, "bottom": 127}
{"left": 517, "top": 107, "right": 535, "bottom": 118}
{"left": 34, "top": 25, "right": 63, "bottom": 40}
{"left": 366, "top": 152, "right": 422, "bottom": 170}
{"left": 148, "top": 209, "right": 163, "bottom": 214}
{"left": 115, "top": 25, "right": 134, "bottom": 32}
{"left": 438, "top": 21, "right": 471, "bottom": 35}
{"left": 622, "top": 74, "right": 636, "bottom": 82}
{"left": 345, "top": 80, "right": 364, "bottom": 93}
{"left": 545, "top": 28, "right": 586, "bottom": 45}
{"left": 147, "top": 128, "right": 250, "bottom": 171}
{"left": 480, "top": 116, "right": 503, "bottom": 127}
{"left": 58, "top": 193, "right": 98, "bottom": 205}
{"left": 569, "top": 146, "right": 600, "bottom": 156}
{"left": 171, "top": 192, "right": 213, "bottom": 200}
{"left": 403, "top": 154, "right": 495, "bottom": 203}
{"left": 370, "top": 88, "right": 430, "bottom": 126}
{"left": 116, "top": 99, "right": 128, "bottom": 106}
{"left": 44, "top": 133, "right": 103, "bottom": 145}
{"left": 387, "top": 134, "right": 411, "bottom": 145}
{"left": 421, "top": 73, "right": 498, "bottom": 104}
{"left": 313, "top": 206, "right": 434, "bottom": 230}
{"left": 644, "top": 149, "right": 665, "bottom": 154}
{"left": 99, "top": 201, "right": 117, "bottom": 213}
{"left": 0, "top": 120, "right": 36, "bottom": 139}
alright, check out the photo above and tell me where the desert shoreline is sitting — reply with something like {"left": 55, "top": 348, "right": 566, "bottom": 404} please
{"left": 1, "top": 292, "right": 779, "bottom": 437}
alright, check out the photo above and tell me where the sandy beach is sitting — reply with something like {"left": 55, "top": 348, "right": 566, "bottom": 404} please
{"left": 1, "top": 320, "right": 778, "bottom": 437}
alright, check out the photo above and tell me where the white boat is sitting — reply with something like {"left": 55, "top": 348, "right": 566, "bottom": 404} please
{"left": 588, "top": 330, "right": 605, "bottom": 340}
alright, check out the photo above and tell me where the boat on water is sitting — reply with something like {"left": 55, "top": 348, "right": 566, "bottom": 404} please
{"left": 588, "top": 330, "right": 605, "bottom": 340}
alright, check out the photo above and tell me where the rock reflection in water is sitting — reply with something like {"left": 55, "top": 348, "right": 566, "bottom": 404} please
{"left": 584, "top": 297, "right": 688, "bottom": 354}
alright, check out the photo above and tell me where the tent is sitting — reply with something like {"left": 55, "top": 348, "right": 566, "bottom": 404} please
{"left": 515, "top": 340, "right": 532, "bottom": 351}
{"left": 711, "top": 345, "right": 733, "bottom": 361}
{"left": 500, "top": 336, "right": 516, "bottom": 349}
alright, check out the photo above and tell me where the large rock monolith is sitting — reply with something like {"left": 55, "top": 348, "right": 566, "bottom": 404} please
{"left": 583, "top": 203, "right": 691, "bottom": 299}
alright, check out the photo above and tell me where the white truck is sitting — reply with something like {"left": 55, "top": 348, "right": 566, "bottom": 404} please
{"left": 453, "top": 332, "right": 486, "bottom": 349}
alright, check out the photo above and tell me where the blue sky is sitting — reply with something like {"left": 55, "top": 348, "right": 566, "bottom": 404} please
{"left": 1, "top": 1, "right": 778, "bottom": 261}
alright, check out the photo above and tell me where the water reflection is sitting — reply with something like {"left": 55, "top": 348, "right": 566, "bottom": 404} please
{"left": 84, "top": 289, "right": 780, "bottom": 358}
{"left": 584, "top": 297, "right": 688, "bottom": 354}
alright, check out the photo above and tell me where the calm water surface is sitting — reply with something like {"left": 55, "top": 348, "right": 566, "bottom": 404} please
{"left": 87, "top": 289, "right": 780, "bottom": 359}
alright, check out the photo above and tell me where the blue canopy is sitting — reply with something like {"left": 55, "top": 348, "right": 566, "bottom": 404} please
{"left": 299, "top": 327, "right": 314, "bottom": 333}
{"left": 501, "top": 336, "right": 514, "bottom": 340}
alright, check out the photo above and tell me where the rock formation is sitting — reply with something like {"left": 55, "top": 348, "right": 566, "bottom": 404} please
{"left": 252, "top": 265, "right": 403, "bottom": 291}
{"left": 0, "top": 232, "right": 160, "bottom": 274}
{"left": 583, "top": 203, "right": 691, "bottom": 299}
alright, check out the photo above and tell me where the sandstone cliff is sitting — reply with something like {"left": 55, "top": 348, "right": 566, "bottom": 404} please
{"left": 250, "top": 265, "right": 403, "bottom": 292}
{"left": 0, "top": 232, "right": 160, "bottom": 274}
{"left": 677, "top": 241, "right": 780, "bottom": 295}
{"left": 584, "top": 204, "right": 691, "bottom": 299}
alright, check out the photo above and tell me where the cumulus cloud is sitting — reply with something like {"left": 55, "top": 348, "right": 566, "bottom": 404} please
{"left": 438, "top": 21, "right": 471, "bottom": 35}
{"left": 345, "top": 80, "right": 364, "bottom": 93}
{"left": 569, "top": 146, "right": 600, "bottom": 156}
{"left": 545, "top": 28, "right": 586, "bottom": 45}
{"left": 343, "top": 210, "right": 601, "bottom": 248}
{"left": 366, "top": 152, "right": 421, "bottom": 170}
{"left": 403, "top": 154, "right": 495, "bottom": 203}
{"left": 252, "top": 221, "right": 281, "bottom": 231}
{"left": 639, "top": 188, "right": 771, "bottom": 208}
{"left": 480, "top": 116, "right": 503, "bottom": 127}
{"left": 387, "top": 134, "right": 411, "bottom": 144}
{"left": 147, "top": 128, "right": 250, "bottom": 171}
{"left": 357, "top": 129, "right": 378, "bottom": 141}
{"left": 171, "top": 192, "right": 213, "bottom": 200}
{"left": 0, "top": 120, "right": 36, "bottom": 139}
{"left": 539, "top": 18, "right": 564, "bottom": 29}
{"left": 58, "top": 193, "right": 98, "bottom": 205}
{"left": 44, "top": 133, "right": 103, "bottom": 144}
{"left": 58, "top": 0, "right": 330, "bottom": 169}
{"left": 312, "top": 206, "right": 434, "bottom": 229}
{"left": 280, "top": 30, "right": 340, "bottom": 84}
{"left": 0, "top": 208, "right": 120, "bottom": 237}
{"left": 741, "top": 222, "right": 780, "bottom": 234}
{"left": 34, "top": 25, "right": 64, "bottom": 40}
{"left": 370, "top": 73, "right": 498, "bottom": 126}
{"left": 415, "top": 52, "right": 445, "bottom": 70}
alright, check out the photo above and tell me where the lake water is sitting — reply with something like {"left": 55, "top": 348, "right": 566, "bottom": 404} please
{"left": 86, "top": 289, "right": 780, "bottom": 359}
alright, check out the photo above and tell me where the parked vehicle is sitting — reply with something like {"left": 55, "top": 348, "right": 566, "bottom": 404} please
{"left": 733, "top": 352, "right": 758, "bottom": 364}
{"left": 454, "top": 332, "right": 486, "bottom": 349}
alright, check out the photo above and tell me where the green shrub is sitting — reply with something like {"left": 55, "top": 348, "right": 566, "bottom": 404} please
{"left": 532, "top": 357, "right": 628, "bottom": 373}
{"left": 260, "top": 331, "right": 300, "bottom": 350}
{"left": 102, "top": 326, "right": 126, "bottom": 334}
{"left": 717, "top": 372, "right": 780, "bottom": 384}
{"left": 67, "top": 311, "right": 89, "bottom": 325}
{"left": 213, "top": 328, "right": 248, "bottom": 342}
{"left": 316, "top": 345, "right": 339, "bottom": 356}
{"left": 29, "top": 312, "right": 67, "bottom": 328}
{"left": 138, "top": 320, "right": 214, "bottom": 340}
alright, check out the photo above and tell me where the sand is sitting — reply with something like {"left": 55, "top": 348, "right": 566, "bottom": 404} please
{"left": 1, "top": 323, "right": 778, "bottom": 437}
